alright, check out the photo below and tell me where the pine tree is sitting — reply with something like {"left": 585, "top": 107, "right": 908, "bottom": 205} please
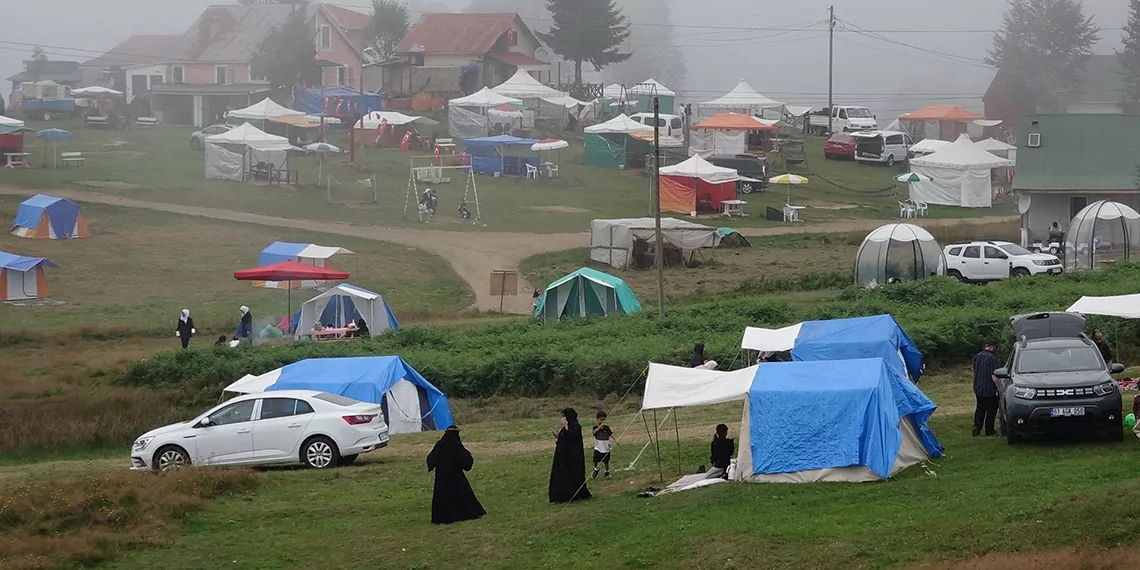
{"left": 250, "top": 8, "right": 321, "bottom": 90}
{"left": 538, "top": 0, "right": 631, "bottom": 85}
{"left": 986, "top": 0, "right": 1099, "bottom": 112}
{"left": 367, "top": 0, "right": 410, "bottom": 60}
{"left": 1120, "top": 0, "right": 1140, "bottom": 108}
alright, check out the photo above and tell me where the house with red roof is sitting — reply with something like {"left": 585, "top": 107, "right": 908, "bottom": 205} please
{"left": 369, "top": 12, "right": 549, "bottom": 96}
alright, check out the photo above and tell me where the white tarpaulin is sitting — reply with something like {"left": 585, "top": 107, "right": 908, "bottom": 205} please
{"left": 688, "top": 129, "right": 745, "bottom": 157}
{"left": 699, "top": 80, "right": 783, "bottom": 115}
{"left": 660, "top": 154, "right": 740, "bottom": 184}
{"left": 909, "top": 134, "right": 1011, "bottom": 208}
{"left": 590, "top": 217, "right": 721, "bottom": 269}
{"left": 354, "top": 111, "right": 422, "bottom": 129}
{"left": 1068, "top": 294, "right": 1140, "bottom": 318}
{"left": 449, "top": 87, "right": 521, "bottom": 109}
{"left": 227, "top": 98, "right": 304, "bottom": 120}
{"left": 448, "top": 105, "right": 490, "bottom": 139}
{"left": 204, "top": 143, "right": 243, "bottom": 181}
{"left": 206, "top": 122, "right": 292, "bottom": 150}
{"left": 740, "top": 323, "right": 804, "bottom": 352}
{"left": 642, "top": 363, "right": 758, "bottom": 410}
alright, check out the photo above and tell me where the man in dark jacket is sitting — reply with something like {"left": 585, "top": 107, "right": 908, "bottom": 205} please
{"left": 1093, "top": 329, "right": 1113, "bottom": 369}
{"left": 973, "top": 341, "right": 1000, "bottom": 436}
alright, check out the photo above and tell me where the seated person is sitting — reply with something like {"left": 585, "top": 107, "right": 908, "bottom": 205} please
{"left": 355, "top": 318, "right": 369, "bottom": 338}
{"left": 1048, "top": 222, "right": 1064, "bottom": 241}
{"left": 707, "top": 424, "right": 734, "bottom": 480}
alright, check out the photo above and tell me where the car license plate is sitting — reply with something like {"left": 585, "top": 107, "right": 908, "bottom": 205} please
{"left": 1050, "top": 407, "right": 1085, "bottom": 417}
{"left": 1050, "top": 268, "right": 1061, "bottom": 274}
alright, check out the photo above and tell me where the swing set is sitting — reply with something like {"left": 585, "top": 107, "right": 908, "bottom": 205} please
{"left": 402, "top": 153, "right": 482, "bottom": 224}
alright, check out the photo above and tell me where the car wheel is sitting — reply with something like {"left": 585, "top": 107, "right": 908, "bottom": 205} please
{"left": 948, "top": 269, "right": 966, "bottom": 282}
{"left": 190, "top": 138, "right": 202, "bottom": 150}
{"left": 301, "top": 436, "right": 340, "bottom": 469}
{"left": 1012, "top": 267, "right": 1031, "bottom": 278}
{"left": 153, "top": 445, "right": 191, "bottom": 472}
{"left": 339, "top": 454, "right": 359, "bottom": 466}
{"left": 1006, "top": 423, "right": 1024, "bottom": 445}
{"left": 886, "top": 155, "right": 896, "bottom": 167}
{"left": 740, "top": 182, "right": 755, "bottom": 194}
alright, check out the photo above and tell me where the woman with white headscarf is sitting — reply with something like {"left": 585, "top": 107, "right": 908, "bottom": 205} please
{"left": 236, "top": 306, "right": 253, "bottom": 345}
{"left": 176, "top": 309, "right": 195, "bottom": 349}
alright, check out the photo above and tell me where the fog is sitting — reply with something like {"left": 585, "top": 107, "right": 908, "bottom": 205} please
{"left": 3, "top": 0, "right": 1127, "bottom": 119}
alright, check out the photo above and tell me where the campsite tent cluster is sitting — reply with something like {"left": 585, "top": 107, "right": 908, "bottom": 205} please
{"left": 2, "top": 194, "right": 86, "bottom": 302}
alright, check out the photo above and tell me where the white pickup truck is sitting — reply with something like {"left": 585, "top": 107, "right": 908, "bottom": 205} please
{"left": 806, "top": 106, "right": 877, "bottom": 135}
{"left": 943, "top": 241, "right": 1062, "bottom": 282}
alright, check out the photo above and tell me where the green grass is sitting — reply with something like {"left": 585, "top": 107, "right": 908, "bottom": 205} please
{"left": 0, "top": 196, "right": 473, "bottom": 332}
{"left": 87, "top": 379, "right": 1140, "bottom": 570}
{"left": 2, "top": 119, "right": 1015, "bottom": 234}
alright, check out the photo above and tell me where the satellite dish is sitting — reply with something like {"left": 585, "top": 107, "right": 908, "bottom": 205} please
{"left": 1017, "top": 194, "right": 1031, "bottom": 214}
{"left": 362, "top": 48, "right": 382, "bottom": 65}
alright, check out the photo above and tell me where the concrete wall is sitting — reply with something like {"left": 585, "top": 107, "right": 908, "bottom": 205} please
{"left": 1024, "top": 191, "right": 1140, "bottom": 242}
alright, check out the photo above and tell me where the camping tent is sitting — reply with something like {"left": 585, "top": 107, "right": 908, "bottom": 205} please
{"left": 227, "top": 97, "right": 304, "bottom": 121}
{"left": 204, "top": 122, "right": 294, "bottom": 181}
{"left": 899, "top": 105, "right": 983, "bottom": 141}
{"left": 590, "top": 217, "right": 721, "bottom": 270}
{"left": 11, "top": 194, "right": 89, "bottom": 239}
{"left": 0, "top": 115, "right": 27, "bottom": 159}
{"left": 699, "top": 80, "right": 784, "bottom": 117}
{"left": 975, "top": 138, "right": 1016, "bottom": 163}
{"left": 908, "top": 138, "right": 950, "bottom": 158}
{"left": 628, "top": 79, "right": 676, "bottom": 113}
{"left": 688, "top": 113, "right": 778, "bottom": 157}
{"left": 295, "top": 284, "right": 399, "bottom": 339}
{"left": 1064, "top": 200, "right": 1140, "bottom": 271}
{"left": 659, "top": 155, "right": 740, "bottom": 215}
{"left": 854, "top": 223, "right": 946, "bottom": 286}
{"left": 641, "top": 357, "right": 942, "bottom": 483}
{"left": 583, "top": 114, "right": 654, "bottom": 168}
{"left": 740, "top": 314, "right": 924, "bottom": 382}
{"left": 717, "top": 227, "right": 751, "bottom": 248}
{"left": 223, "top": 356, "right": 452, "bottom": 435}
{"left": 448, "top": 88, "right": 522, "bottom": 139}
{"left": 256, "top": 241, "right": 354, "bottom": 289}
{"left": 535, "top": 267, "right": 641, "bottom": 320}
{"left": 909, "top": 134, "right": 1011, "bottom": 208}
{"left": 0, "top": 251, "right": 57, "bottom": 301}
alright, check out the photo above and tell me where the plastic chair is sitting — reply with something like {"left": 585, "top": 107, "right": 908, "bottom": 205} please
{"left": 898, "top": 201, "right": 916, "bottom": 219}
{"left": 525, "top": 163, "right": 538, "bottom": 180}
{"left": 545, "top": 163, "right": 559, "bottom": 178}
{"left": 913, "top": 200, "right": 929, "bottom": 217}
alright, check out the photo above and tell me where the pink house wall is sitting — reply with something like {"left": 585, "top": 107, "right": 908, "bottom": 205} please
{"left": 314, "top": 10, "right": 361, "bottom": 89}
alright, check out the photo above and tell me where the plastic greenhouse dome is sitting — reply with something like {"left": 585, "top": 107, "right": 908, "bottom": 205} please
{"left": 854, "top": 223, "right": 946, "bottom": 286}
{"left": 1064, "top": 201, "right": 1140, "bottom": 271}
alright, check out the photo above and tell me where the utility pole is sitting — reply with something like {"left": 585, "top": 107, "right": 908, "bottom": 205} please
{"left": 653, "top": 93, "right": 665, "bottom": 318}
{"left": 828, "top": 5, "right": 835, "bottom": 135}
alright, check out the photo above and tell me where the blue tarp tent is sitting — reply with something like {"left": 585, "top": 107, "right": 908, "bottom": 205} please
{"left": 462, "top": 134, "right": 540, "bottom": 175}
{"left": 255, "top": 242, "right": 353, "bottom": 289}
{"left": 293, "top": 86, "right": 382, "bottom": 118}
{"left": 225, "top": 356, "right": 452, "bottom": 435}
{"left": 742, "top": 314, "right": 924, "bottom": 382}
{"left": 12, "top": 194, "right": 89, "bottom": 239}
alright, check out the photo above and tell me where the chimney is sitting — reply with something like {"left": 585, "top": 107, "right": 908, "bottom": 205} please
{"left": 1027, "top": 120, "right": 1041, "bottom": 148}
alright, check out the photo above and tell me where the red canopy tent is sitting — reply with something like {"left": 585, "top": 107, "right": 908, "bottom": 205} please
{"left": 234, "top": 261, "right": 350, "bottom": 330}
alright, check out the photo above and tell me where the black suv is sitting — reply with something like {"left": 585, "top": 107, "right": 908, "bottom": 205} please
{"left": 707, "top": 154, "right": 768, "bottom": 194}
{"left": 996, "top": 312, "right": 1124, "bottom": 444}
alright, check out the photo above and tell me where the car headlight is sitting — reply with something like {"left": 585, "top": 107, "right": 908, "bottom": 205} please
{"left": 1013, "top": 386, "right": 1037, "bottom": 399}
{"left": 1033, "top": 260, "right": 1050, "bottom": 266}
{"left": 132, "top": 437, "right": 155, "bottom": 452}
{"left": 1093, "top": 381, "right": 1116, "bottom": 396}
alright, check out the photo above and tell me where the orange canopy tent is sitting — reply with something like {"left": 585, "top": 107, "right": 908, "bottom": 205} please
{"left": 692, "top": 113, "right": 779, "bottom": 131}
{"left": 690, "top": 113, "right": 778, "bottom": 156}
{"left": 899, "top": 105, "right": 983, "bottom": 141}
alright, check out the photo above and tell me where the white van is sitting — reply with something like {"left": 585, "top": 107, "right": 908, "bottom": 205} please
{"left": 629, "top": 112, "right": 684, "bottom": 138}
{"left": 852, "top": 130, "right": 913, "bottom": 166}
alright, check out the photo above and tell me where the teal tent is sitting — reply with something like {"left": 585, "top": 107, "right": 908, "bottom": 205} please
{"left": 535, "top": 268, "right": 642, "bottom": 320}
{"left": 717, "top": 227, "right": 751, "bottom": 248}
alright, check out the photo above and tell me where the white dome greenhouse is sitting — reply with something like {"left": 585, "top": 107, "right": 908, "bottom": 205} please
{"left": 854, "top": 223, "right": 946, "bottom": 286}
{"left": 1064, "top": 200, "right": 1140, "bottom": 271}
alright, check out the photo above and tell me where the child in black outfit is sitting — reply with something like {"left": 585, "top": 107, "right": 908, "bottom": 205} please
{"left": 707, "top": 423, "right": 734, "bottom": 480}
{"left": 591, "top": 411, "right": 618, "bottom": 479}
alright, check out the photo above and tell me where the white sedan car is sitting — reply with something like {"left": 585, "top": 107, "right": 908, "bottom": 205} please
{"left": 130, "top": 390, "right": 389, "bottom": 471}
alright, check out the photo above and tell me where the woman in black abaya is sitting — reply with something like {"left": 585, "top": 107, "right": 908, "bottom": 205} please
{"left": 549, "top": 408, "right": 592, "bottom": 503}
{"left": 426, "top": 426, "right": 486, "bottom": 525}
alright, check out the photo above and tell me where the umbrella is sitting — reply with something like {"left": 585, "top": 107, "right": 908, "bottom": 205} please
{"left": 35, "top": 128, "right": 74, "bottom": 168}
{"left": 531, "top": 138, "right": 569, "bottom": 151}
{"left": 303, "top": 142, "right": 342, "bottom": 183}
{"left": 233, "top": 261, "right": 350, "bottom": 328}
{"left": 768, "top": 173, "right": 809, "bottom": 203}
{"left": 896, "top": 172, "right": 933, "bottom": 183}
{"left": 72, "top": 86, "right": 123, "bottom": 97}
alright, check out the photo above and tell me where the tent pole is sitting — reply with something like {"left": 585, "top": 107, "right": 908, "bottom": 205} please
{"left": 287, "top": 287, "right": 292, "bottom": 333}
{"left": 651, "top": 409, "right": 663, "bottom": 483}
{"left": 673, "top": 406, "right": 682, "bottom": 475}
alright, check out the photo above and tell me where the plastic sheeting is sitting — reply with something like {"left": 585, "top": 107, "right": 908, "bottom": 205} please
{"left": 689, "top": 129, "right": 745, "bottom": 157}
{"left": 1068, "top": 294, "right": 1140, "bottom": 318}
{"left": 854, "top": 223, "right": 946, "bottom": 285}
{"left": 1064, "top": 200, "right": 1140, "bottom": 270}
{"left": 585, "top": 133, "right": 626, "bottom": 168}
{"left": 641, "top": 363, "right": 758, "bottom": 410}
{"left": 589, "top": 218, "right": 721, "bottom": 269}
{"left": 909, "top": 165, "right": 993, "bottom": 208}
{"left": 448, "top": 105, "right": 490, "bottom": 139}
{"left": 204, "top": 144, "right": 243, "bottom": 181}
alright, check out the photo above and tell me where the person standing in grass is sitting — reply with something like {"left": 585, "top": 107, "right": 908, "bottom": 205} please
{"left": 426, "top": 425, "right": 486, "bottom": 525}
{"left": 591, "top": 411, "right": 617, "bottom": 479}
{"left": 176, "top": 309, "right": 195, "bottom": 349}
{"left": 549, "top": 408, "right": 591, "bottom": 503}
{"left": 972, "top": 340, "right": 1000, "bottom": 437}
{"left": 1093, "top": 330, "right": 1113, "bottom": 370}
{"left": 237, "top": 306, "right": 253, "bottom": 345}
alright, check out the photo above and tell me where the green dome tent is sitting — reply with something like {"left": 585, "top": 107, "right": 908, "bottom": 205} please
{"left": 535, "top": 268, "right": 642, "bottom": 321}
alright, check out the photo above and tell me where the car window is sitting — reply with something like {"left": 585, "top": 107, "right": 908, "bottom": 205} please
{"left": 670, "top": 118, "right": 682, "bottom": 129}
{"left": 209, "top": 400, "right": 256, "bottom": 426}
{"left": 984, "top": 246, "right": 1008, "bottom": 260}
{"left": 206, "top": 126, "right": 225, "bottom": 134}
{"left": 904, "top": 135, "right": 913, "bottom": 146}
{"left": 259, "top": 398, "right": 302, "bottom": 420}
{"left": 963, "top": 246, "right": 980, "bottom": 259}
{"left": 631, "top": 116, "right": 643, "bottom": 124}
{"left": 1000, "top": 244, "right": 1031, "bottom": 256}
{"left": 838, "top": 109, "right": 848, "bottom": 119}
{"left": 885, "top": 135, "right": 904, "bottom": 145}
{"left": 847, "top": 107, "right": 873, "bottom": 118}
{"left": 948, "top": 247, "right": 962, "bottom": 256}
{"left": 1016, "top": 346, "right": 1103, "bottom": 373}
{"left": 295, "top": 400, "right": 315, "bottom": 415}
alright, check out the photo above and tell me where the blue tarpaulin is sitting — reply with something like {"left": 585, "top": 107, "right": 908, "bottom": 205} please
{"left": 462, "top": 134, "right": 539, "bottom": 147}
{"left": 791, "top": 315, "right": 925, "bottom": 382}
{"left": 13, "top": 194, "right": 82, "bottom": 239}
{"left": 293, "top": 86, "right": 382, "bottom": 117}
{"left": 0, "top": 251, "right": 58, "bottom": 271}
{"left": 259, "top": 242, "right": 309, "bottom": 266}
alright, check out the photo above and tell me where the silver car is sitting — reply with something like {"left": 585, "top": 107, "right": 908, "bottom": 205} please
{"left": 190, "top": 123, "right": 234, "bottom": 150}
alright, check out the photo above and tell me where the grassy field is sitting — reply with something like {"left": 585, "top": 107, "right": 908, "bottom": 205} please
{"left": 1, "top": 118, "right": 1015, "bottom": 234}
{"left": 0, "top": 196, "right": 473, "bottom": 332}
{"left": 1, "top": 375, "right": 1133, "bottom": 570}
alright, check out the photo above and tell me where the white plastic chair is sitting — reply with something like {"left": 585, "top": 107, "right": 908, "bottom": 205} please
{"left": 525, "top": 163, "right": 538, "bottom": 180}
{"left": 545, "top": 163, "right": 559, "bottom": 178}
{"left": 898, "top": 201, "right": 916, "bottom": 219}
{"left": 913, "top": 200, "right": 929, "bottom": 217}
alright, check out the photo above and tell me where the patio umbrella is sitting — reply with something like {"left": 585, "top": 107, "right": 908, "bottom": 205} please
{"left": 35, "top": 128, "right": 74, "bottom": 168}
{"left": 233, "top": 261, "right": 350, "bottom": 328}
{"left": 895, "top": 172, "right": 933, "bottom": 183}
{"left": 768, "top": 173, "right": 809, "bottom": 203}
{"left": 531, "top": 139, "right": 568, "bottom": 176}
{"left": 303, "top": 142, "right": 342, "bottom": 183}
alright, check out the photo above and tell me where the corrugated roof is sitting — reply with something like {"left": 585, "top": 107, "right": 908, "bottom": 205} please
{"left": 396, "top": 13, "right": 526, "bottom": 54}
{"left": 6, "top": 61, "right": 81, "bottom": 84}
{"left": 81, "top": 35, "right": 186, "bottom": 68}
{"left": 323, "top": 4, "right": 371, "bottom": 30}
{"left": 1013, "top": 114, "right": 1140, "bottom": 192}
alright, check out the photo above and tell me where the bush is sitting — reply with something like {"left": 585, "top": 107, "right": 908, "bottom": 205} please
{"left": 118, "top": 264, "right": 1140, "bottom": 406}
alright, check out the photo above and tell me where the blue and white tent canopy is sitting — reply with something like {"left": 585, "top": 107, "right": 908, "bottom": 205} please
{"left": 223, "top": 356, "right": 452, "bottom": 435}
{"left": 256, "top": 241, "right": 354, "bottom": 289}
{"left": 642, "top": 357, "right": 943, "bottom": 483}
{"left": 296, "top": 283, "right": 399, "bottom": 339}
{"left": 741, "top": 314, "right": 924, "bottom": 382}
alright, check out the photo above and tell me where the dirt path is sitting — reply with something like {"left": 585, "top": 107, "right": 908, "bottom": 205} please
{"left": 0, "top": 186, "right": 1017, "bottom": 313}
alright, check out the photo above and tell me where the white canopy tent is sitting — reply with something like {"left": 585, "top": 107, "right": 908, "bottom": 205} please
{"left": 975, "top": 137, "right": 1017, "bottom": 163}
{"left": 659, "top": 154, "right": 740, "bottom": 184}
{"left": 227, "top": 98, "right": 304, "bottom": 120}
{"left": 448, "top": 88, "right": 523, "bottom": 139}
{"left": 583, "top": 113, "right": 654, "bottom": 134}
{"left": 204, "top": 122, "right": 294, "bottom": 181}
{"left": 909, "top": 138, "right": 950, "bottom": 157}
{"left": 0, "top": 115, "right": 25, "bottom": 128}
{"left": 491, "top": 69, "right": 566, "bottom": 100}
{"left": 590, "top": 217, "right": 720, "bottom": 269}
{"left": 72, "top": 86, "right": 123, "bottom": 96}
{"left": 909, "top": 134, "right": 1011, "bottom": 208}
{"left": 699, "top": 80, "right": 784, "bottom": 117}
{"left": 353, "top": 111, "right": 423, "bottom": 129}
{"left": 1068, "top": 294, "right": 1140, "bottom": 318}
{"left": 629, "top": 79, "right": 675, "bottom": 97}
{"left": 450, "top": 87, "right": 521, "bottom": 108}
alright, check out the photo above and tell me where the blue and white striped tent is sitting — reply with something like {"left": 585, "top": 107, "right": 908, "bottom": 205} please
{"left": 254, "top": 242, "right": 354, "bottom": 289}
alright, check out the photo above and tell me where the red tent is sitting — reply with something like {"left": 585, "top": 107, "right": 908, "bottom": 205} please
{"left": 234, "top": 261, "right": 350, "bottom": 328}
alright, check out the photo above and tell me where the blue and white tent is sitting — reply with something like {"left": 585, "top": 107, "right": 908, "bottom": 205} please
{"left": 642, "top": 357, "right": 943, "bottom": 483}
{"left": 255, "top": 242, "right": 354, "bottom": 289}
{"left": 223, "top": 356, "right": 452, "bottom": 434}
{"left": 741, "top": 314, "right": 924, "bottom": 382}
{"left": 295, "top": 283, "right": 399, "bottom": 339}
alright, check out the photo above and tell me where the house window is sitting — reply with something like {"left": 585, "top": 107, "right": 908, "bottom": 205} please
{"left": 172, "top": 66, "right": 184, "bottom": 83}
{"left": 336, "top": 66, "right": 347, "bottom": 86}
{"left": 216, "top": 66, "right": 228, "bottom": 85}
{"left": 319, "top": 25, "right": 332, "bottom": 50}
{"left": 150, "top": 75, "right": 163, "bottom": 87}
{"left": 250, "top": 66, "right": 266, "bottom": 83}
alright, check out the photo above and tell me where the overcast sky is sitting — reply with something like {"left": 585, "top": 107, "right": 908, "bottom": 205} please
{"left": 3, "top": 0, "right": 1126, "bottom": 117}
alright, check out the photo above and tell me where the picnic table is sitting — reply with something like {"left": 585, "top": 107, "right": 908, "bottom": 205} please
{"left": 4, "top": 153, "right": 30, "bottom": 168}
{"left": 312, "top": 326, "right": 360, "bottom": 341}
{"left": 721, "top": 199, "right": 747, "bottom": 218}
